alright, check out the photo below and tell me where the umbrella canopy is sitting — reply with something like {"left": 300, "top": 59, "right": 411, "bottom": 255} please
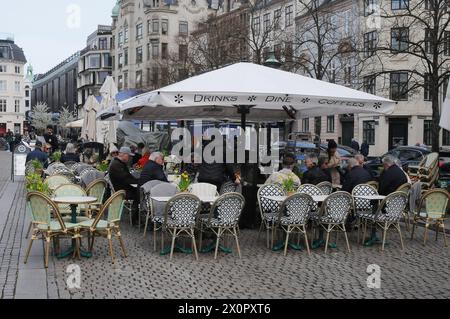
{"left": 120, "top": 62, "right": 395, "bottom": 121}
{"left": 65, "top": 119, "right": 84, "bottom": 128}
{"left": 97, "top": 76, "right": 119, "bottom": 144}
{"left": 82, "top": 95, "right": 101, "bottom": 142}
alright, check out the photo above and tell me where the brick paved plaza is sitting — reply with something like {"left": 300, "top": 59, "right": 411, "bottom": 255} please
{"left": 0, "top": 151, "right": 449, "bottom": 299}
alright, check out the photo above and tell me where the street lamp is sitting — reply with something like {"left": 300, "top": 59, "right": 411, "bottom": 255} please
{"left": 264, "top": 52, "right": 282, "bottom": 69}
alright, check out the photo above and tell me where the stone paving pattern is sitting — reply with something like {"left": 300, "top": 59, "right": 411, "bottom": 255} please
{"left": 0, "top": 151, "right": 449, "bottom": 299}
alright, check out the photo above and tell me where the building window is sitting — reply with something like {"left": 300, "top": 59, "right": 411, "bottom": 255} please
{"left": 285, "top": 5, "right": 293, "bottom": 27}
{"left": 179, "top": 21, "right": 188, "bottom": 35}
{"left": 14, "top": 123, "right": 20, "bottom": 134}
{"left": 443, "top": 129, "right": 450, "bottom": 145}
{"left": 392, "top": 0, "right": 408, "bottom": 9}
{"left": 424, "top": 120, "right": 433, "bottom": 145}
{"left": 274, "top": 44, "right": 282, "bottom": 60}
{"left": 364, "top": 0, "right": 377, "bottom": 16}
{"left": 136, "top": 46, "right": 143, "bottom": 64}
{"left": 118, "top": 53, "right": 124, "bottom": 68}
{"left": 25, "top": 100, "right": 29, "bottom": 107}
{"left": 118, "top": 32, "right": 123, "bottom": 46}
{"left": 391, "top": 27, "right": 409, "bottom": 52}
{"left": 0, "top": 65, "right": 6, "bottom": 72}
{"left": 15, "top": 66, "right": 20, "bottom": 74}
{"left": 263, "top": 13, "right": 270, "bottom": 33}
{"left": 344, "top": 66, "right": 352, "bottom": 85}
{"left": 363, "top": 75, "right": 376, "bottom": 94}
{"left": 424, "top": 73, "right": 432, "bottom": 101}
{"left": 161, "top": 43, "right": 168, "bottom": 59}
{"left": 314, "top": 117, "right": 321, "bottom": 136}
{"left": 390, "top": 72, "right": 408, "bottom": 101}
{"left": 179, "top": 44, "right": 188, "bottom": 61}
{"left": 444, "top": 31, "right": 450, "bottom": 56}
{"left": 88, "top": 54, "right": 101, "bottom": 68}
{"left": 363, "top": 121, "right": 376, "bottom": 145}
{"left": 15, "top": 81, "right": 21, "bottom": 92}
{"left": 161, "top": 67, "right": 168, "bottom": 86}
{"left": 274, "top": 9, "right": 281, "bottom": 30}
{"left": 425, "top": 28, "right": 434, "bottom": 54}
{"left": 327, "top": 116, "right": 335, "bottom": 133}
{"left": 285, "top": 41, "right": 293, "bottom": 62}
{"left": 0, "top": 81, "right": 7, "bottom": 92}
{"left": 136, "top": 23, "right": 143, "bottom": 40}
{"left": 124, "top": 72, "right": 128, "bottom": 90}
{"left": 302, "top": 118, "right": 309, "bottom": 132}
{"left": 0, "top": 99, "right": 6, "bottom": 112}
{"left": 253, "top": 16, "right": 260, "bottom": 35}
{"left": 152, "top": 42, "right": 160, "bottom": 58}
{"left": 25, "top": 90, "right": 29, "bottom": 97}
{"left": 147, "top": 43, "right": 151, "bottom": 61}
{"left": 162, "top": 19, "right": 169, "bottom": 35}
{"left": 364, "top": 31, "right": 377, "bottom": 57}
{"left": 103, "top": 53, "right": 112, "bottom": 67}
{"left": 118, "top": 75, "right": 123, "bottom": 90}
{"left": 152, "top": 19, "right": 159, "bottom": 33}
{"left": 99, "top": 37, "right": 108, "bottom": 50}
{"left": 136, "top": 70, "right": 143, "bottom": 89}
{"left": 152, "top": 67, "right": 159, "bottom": 87}
{"left": 15, "top": 100, "right": 20, "bottom": 113}
{"left": 124, "top": 49, "right": 129, "bottom": 65}
{"left": 124, "top": 28, "right": 129, "bottom": 43}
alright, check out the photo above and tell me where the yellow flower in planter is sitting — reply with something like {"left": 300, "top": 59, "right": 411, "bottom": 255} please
{"left": 178, "top": 171, "right": 191, "bottom": 192}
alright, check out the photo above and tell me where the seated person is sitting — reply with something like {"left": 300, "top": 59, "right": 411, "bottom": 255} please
{"left": 378, "top": 155, "right": 408, "bottom": 196}
{"left": 265, "top": 153, "right": 301, "bottom": 188}
{"left": 318, "top": 156, "right": 332, "bottom": 183}
{"left": 342, "top": 158, "right": 373, "bottom": 193}
{"left": 302, "top": 154, "right": 331, "bottom": 185}
{"left": 61, "top": 143, "right": 80, "bottom": 163}
{"left": 108, "top": 147, "right": 139, "bottom": 221}
{"left": 26, "top": 140, "right": 49, "bottom": 167}
{"left": 139, "top": 152, "right": 168, "bottom": 187}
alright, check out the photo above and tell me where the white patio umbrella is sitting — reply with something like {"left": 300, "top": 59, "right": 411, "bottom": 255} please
{"left": 66, "top": 119, "right": 84, "bottom": 128}
{"left": 97, "top": 76, "right": 119, "bottom": 145}
{"left": 119, "top": 62, "right": 395, "bottom": 124}
{"left": 82, "top": 95, "right": 101, "bottom": 142}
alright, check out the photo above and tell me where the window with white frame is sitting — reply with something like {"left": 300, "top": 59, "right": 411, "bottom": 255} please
{"left": 327, "top": 116, "right": 335, "bottom": 133}
{"left": 15, "top": 66, "right": 20, "bottom": 74}
{"left": 302, "top": 118, "right": 309, "bottom": 132}
{"left": 274, "top": 9, "right": 281, "bottom": 30}
{"left": 15, "top": 100, "right": 20, "bottom": 113}
{"left": 0, "top": 99, "right": 6, "bottom": 112}
{"left": 15, "top": 81, "right": 20, "bottom": 92}
{"left": 136, "top": 23, "right": 143, "bottom": 40}
{"left": 124, "top": 28, "right": 129, "bottom": 43}
{"left": 162, "top": 19, "right": 169, "bottom": 34}
{"left": 179, "top": 21, "right": 188, "bottom": 35}
{"left": 363, "top": 121, "right": 376, "bottom": 145}
{"left": 0, "top": 81, "right": 6, "bottom": 92}
{"left": 0, "top": 65, "right": 6, "bottom": 72}
{"left": 285, "top": 5, "right": 293, "bottom": 27}
{"left": 263, "top": 13, "right": 270, "bottom": 33}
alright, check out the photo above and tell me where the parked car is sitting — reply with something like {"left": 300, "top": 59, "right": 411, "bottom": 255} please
{"left": 438, "top": 148, "right": 450, "bottom": 190}
{"left": 365, "top": 146, "right": 431, "bottom": 177}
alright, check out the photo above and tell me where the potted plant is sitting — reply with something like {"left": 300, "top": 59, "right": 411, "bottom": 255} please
{"left": 30, "top": 159, "right": 44, "bottom": 176}
{"left": 26, "top": 173, "right": 51, "bottom": 195}
{"left": 282, "top": 177, "right": 297, "bottom": 196}
{"left": 51, "top": 151, "right": 62, "bottom": 163}
{"left": 178, "top": 171, "right": 191, "bottom": 192}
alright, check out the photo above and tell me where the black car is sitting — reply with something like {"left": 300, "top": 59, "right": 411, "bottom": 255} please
{"left": 365, "top": 146, "right": 431, "bottom": 177}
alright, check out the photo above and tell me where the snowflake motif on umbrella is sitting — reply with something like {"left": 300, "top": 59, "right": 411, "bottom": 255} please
{"left": 248, "top": 96, "right": 257, "bottom": 103}
{"left": 301, "top": 98, "right": 310, "bottom": 104}
{"left": 373, "top": 102, "right": 382, "bottom": 109}
{"left": 175, "top": 94, "right": 184, "bottom": 104}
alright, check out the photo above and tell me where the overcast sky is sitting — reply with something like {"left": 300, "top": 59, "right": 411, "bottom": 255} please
{"left": 0, "top": 0, "right": 113, "bottom": 74}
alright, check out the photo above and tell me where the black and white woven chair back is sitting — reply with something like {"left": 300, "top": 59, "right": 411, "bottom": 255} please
{"left": 298, "top": 184, "right": 323, "bottom": 196}
{"left": 47, "top": 163, "right": 66, "bottom": 175}
{"left": 214, "top": 193, "right": 245, "bottom": 226}
{"left": 281, "top": 194, "right": 313, "bottom": 225}
{"left": 166, "top": 194, "right": 201, "bottom": 227}
{"left": 220, "top": 181, "right": 240, "bottom": 195}
{"left": 379, "top": 192, "right": 408, "bottom": 222}
{"left": 353, "top": 184, "right": 378, "bottom": 212}
{"left": 323, "top": 192, "right": 353, "bottom": 223}
{"left": 258, "top": 184, "right": 285, "bottom": 214}
{"left": 50, "top": 167, "right": 75, "bottom": 183}
{"left": 63, "top": 161, "right": 77, "bottom": 170}
{"left": 317, "top": 182, "right": 333, "bottom": 195}
{"left": 75, "top": 164, "right": 92, "bottom": 176}
{"left": 81, "top": 169, "right": 104, "bottom": 188}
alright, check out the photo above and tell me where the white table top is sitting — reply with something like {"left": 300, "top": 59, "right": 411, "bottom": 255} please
{"left": 353, "top": 195, "right": 386, "bottom": 201}
{"left": 131, "top": 184, "right": 138, "bottom": 188}
{"left": 263, "top": 195, "right": 328, "bottom": 202}
{"left": 52, "top": 196, "right": 97, "bottom": 204}
{"left": 151, "top": 196, "right": 218, "bottom": 203}
{"left": 333, "top": 184, "right": 343, "bottom": 189}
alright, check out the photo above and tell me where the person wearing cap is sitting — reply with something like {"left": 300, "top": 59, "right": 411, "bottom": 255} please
{"left": 26, "top": 140, "right": 49, "bottom": 167}
{"left": 108, "top": 147, "right": 140, "bottom": 221}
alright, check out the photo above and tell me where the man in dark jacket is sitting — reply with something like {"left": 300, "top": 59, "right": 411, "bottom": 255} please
{"left": 302, "top": 154, "right": 331, "bottom": 185}
{"left": 378, "top": 155, "right": 407, "bottom": 195}
{"left": 139, "top": 152, "right": 168, "bottom": 187}
{"left": 342, "top": 158, "right": 373, "bottom": 193}
{"left": 43, "top": 125, "right": 58, "bottom": 153}
{"left": 351, "top": 138, "right": 360, "bottom": 153}
{"left": 26, "top": 140, "right": 49, "bottom": 167}
{"left": 360, "top": 140, "right": 369, "bottom": 158}
{"left": 108, "top": 147, "right": 139, "bottom": 220}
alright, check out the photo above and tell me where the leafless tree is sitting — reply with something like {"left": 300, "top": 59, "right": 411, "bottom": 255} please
{"left": 31, "top": 102, "right": 52, "bottom": 134}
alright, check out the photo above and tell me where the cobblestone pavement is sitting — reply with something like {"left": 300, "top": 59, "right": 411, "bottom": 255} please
{"left": 0, "top": 151, "right": 449, "bottom": 299}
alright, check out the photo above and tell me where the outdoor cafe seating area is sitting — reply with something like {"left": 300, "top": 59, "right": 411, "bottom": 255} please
{"left": 23, "top": 156, "right": 450, "bottom": 268}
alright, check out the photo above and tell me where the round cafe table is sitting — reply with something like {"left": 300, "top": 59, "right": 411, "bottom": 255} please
{"left": 52, "top": 196, "right": 97, "bottom": 259}
{"left": 263, "top": 195, "right": 329, "bottom": 203}
{"left": 152, "top": 196, "right": 218, "bottom": 204}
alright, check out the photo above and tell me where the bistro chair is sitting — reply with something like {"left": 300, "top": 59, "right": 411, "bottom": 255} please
{"left": 396, "top": 183, "right": 412, "bottom": 231}
{"left": 361, "top": 192, "right": 408, "bottom": 251}
{"left": 80, "top": 169, "right": 105, "bottom": 189}
{"left": 297, "top": 183, "right": 323, "bottom": 220}
{"left": 24, "top": 192, "right": 78, "bottom": 268}
{"left": 408, "top": 152, "right": 439, "bottom": 180}
{"left": 257, "top": 184, "right": 286, "bottom": 249}
{"left": 316, "top": 191, "right": 354, "bottom": 254}
{"left": 220, "top": 181, "right": 241, "bottom": 195}
{"left": 63, "top": 161, "right": 78, "bottom": 170}
{"left": 85, "top": 179, "right": 107, "bottom": 217}
{"left": 317, "top": 181, "right": 333, "bottom": 195}
{"left": 352, "top": 184, "right": 379, "bottom": 243}
{"left": 105, "top": 174, "right": 134, "bottom": 226}
{"left": 141, "top": 180, "right": 164, "bottom": 235}
{"left": 147, "top": 183, "right": 179, "bottom": 252}
{"left": 199, "top": 193, "right": 245, "bottom": 259}
{"left": 50, "top": 167, "right": 76, "bottom": 183}
{"left": 46, "top": 162, "right": 66, "bottom": 175}
{"left": 366, "top": 181, "right": 379, "bottom": 191}
{"left": 53, "top": 184, "right": 89, "bottom": 222}
{"left": 162, "top": 194, "right": 201, "bottom": 260}
{"left": 45, "top": 175, "right": 71, "bottom": 192}
{"left": 74, "top": 163, "right": 93, "bottom": 175}
{"left": 78, "top": 191, "right": 127, "bottom": 264}
{"left": 411, "top": 189, "right": 449, "bottom": 247}
{"left": 276, "top": 193, "right": 313, "bottom": 256}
